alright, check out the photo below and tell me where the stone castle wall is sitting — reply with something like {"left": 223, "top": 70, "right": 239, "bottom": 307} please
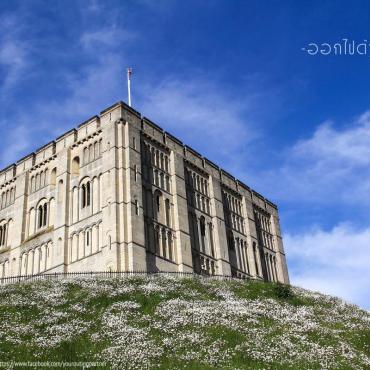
{"left": 0, "top": 102, "right": 289, "bottom": 283}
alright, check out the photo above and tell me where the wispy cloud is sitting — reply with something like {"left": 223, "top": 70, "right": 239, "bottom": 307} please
{"left": 285, "top": 223, "right": 370, "bottom": 309}
{"left": 0, "top": 15, "right": 31, "bottom": 91}
{"left": 252, "top": 110, "right": 370, "bottom": 207}
{"left": 139, "top": 77, "right": 260, "bottom": 170}
{"left": 80, "top": 26, "right": 136, "bottom": 50}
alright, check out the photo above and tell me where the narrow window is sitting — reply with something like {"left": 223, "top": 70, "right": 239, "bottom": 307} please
{"left": 86, "top": 182, "right": 91, "bottom": 207}
{"left": 81, "top": 184, "right": 86, "bottom": 208}
{"left": 43, "top": 203, "right": 48, "bottom": 227}
{"left": 253, "top": 243, "right": 259, "bottom": 275}
{"left": 165, "top": 199, "right": 171, "bottom": 227}
{"left": 165, "top": 176, "right": 170, "bottom": 192}
{"left": 38, "top": 205, "right": 43, "bottom": 229}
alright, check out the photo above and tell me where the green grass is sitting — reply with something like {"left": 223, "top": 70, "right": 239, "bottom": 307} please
{"left": 0, "top": 277, "right": 368, "bottom": 370}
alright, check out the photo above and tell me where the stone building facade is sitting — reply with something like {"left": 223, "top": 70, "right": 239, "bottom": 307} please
{"left": 0, "top": 101, "right": 289, "bottom": 283}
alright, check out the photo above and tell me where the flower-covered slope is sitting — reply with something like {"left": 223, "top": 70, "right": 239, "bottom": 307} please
{"left": 0, "top": 276, "right": 369, "bottom": 369}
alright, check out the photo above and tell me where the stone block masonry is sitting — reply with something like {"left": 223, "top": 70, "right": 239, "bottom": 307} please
{"left": 0, "top": 101, "right": 289, "bottom": 283}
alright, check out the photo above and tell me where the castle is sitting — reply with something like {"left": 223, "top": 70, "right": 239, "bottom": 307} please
{"left": 0, "top": 101, "right": 289, "bottom": 283}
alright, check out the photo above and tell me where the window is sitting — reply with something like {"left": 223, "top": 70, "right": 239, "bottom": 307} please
{"left": 86, "top": 230, "right": 91, "bottom": 247}
{"left": 37, "top": 203, "right": 48, "bottom": 229}
{"left": 165, "top": 176, "right": 170, "bottom": 191}
{"left": 253, "top": 243, "right": 259, "bottom": 275}
{"left": 200, "top": 217, "right": 206, "bottom": 253}
{"left": 208, "top": 223, "right": 215, "bottom": 257}
{"left": 72, "top": 156, "right": 80, "bottom": 176}
{"left": 50, "top": 168, "right": 57, "bottom": 186}
{"left": 0, "top": 224, "right": 7, "bottom": 246}
{"left": 165, "top": 199, "right": 171, "bottom": 227}
{"left": 81, "top": 181, "right": 91, "bottom": 208}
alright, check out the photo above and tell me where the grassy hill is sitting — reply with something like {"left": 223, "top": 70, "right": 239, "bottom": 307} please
{"left": 0, "top": 275, "right": 369, "bottom": 369}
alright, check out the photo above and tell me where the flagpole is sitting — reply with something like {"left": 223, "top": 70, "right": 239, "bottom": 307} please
{"left": 127, "top": 68, "right": 132, "bottom": 107}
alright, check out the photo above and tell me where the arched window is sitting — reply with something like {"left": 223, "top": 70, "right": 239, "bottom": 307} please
{"left": 86, "top": 182, "right": 91, "bottom": 207}
{"left": 208, "top": 223, "right": 215, "bottom": 257}
{"left": 83, "top": 147, "right": 89, "bottom": 165}
{"left": 36, "top": 173, "right": 40, "bottom": 191}
{"left": 253, "top": 242, "right": 259, "bottom": 276}
{"left": 86, "top": 229, "right": 91, "bottom": 247}
{"left": 31, "top": 176, "right": 35, "bottom": 193}
{"left": 0, "top": 223, "right": 7, "bottom": 246}
{"left": 89, "top": 144, "right": 93, "bottom": 162}
{"left": 50, "top": 168, "right": 57, "bottom": 186}
{"left": 43, "top": 203, "right": 48, "bottom": 226}
{"left": 37, "top": 202, "right": 48, "bottom": 229}
{"left": 72, "top": 156, "right": 80, "bottom": 176}
{"left": 199, "top": 216, "right": 206, "bottom": 253}
{"left": 165, "top": 199, "right": 171, "bottom": 227}
{"left": 153, "top": 190, "right": 162, "bottom": 222}
{"left": 165, "top": 176, "right": 170, "bottom": 192}
{"left": 81, "top": 180, "right": 91, "bottom": 209}
{"left": 81, "top": 184, "right": 86, "bottom": 208}
{"left": 167, "top": 231, "right": 173, "bottom": 261}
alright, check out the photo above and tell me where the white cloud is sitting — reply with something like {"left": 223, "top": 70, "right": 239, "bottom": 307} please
{"left": 285, "top": 223, "right": 370, "bottom": 310}
{"left": 0, "top": 16, "right": 30, "bottom": 91}
{"left": 80, "top": 27, "right": 136, "bottom": 50}
{"left": 252, "top": 110, "right": 370, "bottom": 206}
{"left": 139, "top": 77, "right": 259, "bottom": 169}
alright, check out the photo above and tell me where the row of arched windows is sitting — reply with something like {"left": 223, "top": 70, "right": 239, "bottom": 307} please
{"left": 152, "top": 190, "right": 171, "bottom": 227}
{"left": 199, "top": 255, "right": 216, "bottom": 276}
{"left": 222, "top": 190, "right": 243, "bottom": 216}
{"left": 254, "top": 210, "right": 274, "bottom": 251}
{"left": 153, "top": 169, "right": 171, "bottom": 192}
{"left": 71, "top": 176, "right": 102, "bottom": 224}
{"left": 230, "top": 213, "right": 245, "bottom": 234}
{"left": 234, "top": 237, "right": 249, "bottom": 274}
{"left": 27, "top": 198, "right": 55, "bottom": 237}
{"left": 264, "top": 252, "right": 278, "bottom": 282}
{"left": 189, "top": 213, "right": 215, "bottom": 258}
{"left": 261, "top": 230, "right": 274, "bottom": 250}
{"left": 154, "top": 224, "right": 175, "bottom": 261}
{"left": 30, "top": 168, "right": 57, "bottom": 193}
{"left": 82, "top": 139, "right": 103, "bottom": 166}
{"left": 0, "top": 187, "right": 16, "bottom": 209}
{"left": 70, "top": 222, "right": 102, "bottom": 262}
{"left": 255, "top": 211, "right": 272, "bottom": 233}
{"left": 142, "top": 141, "right": 170, "bottom": 173}
{"left": 193, "top": 193, "right": 210, "bottom": 215}
{"left": 20, "top": 242, "right": 52, "bottom": 275}
{"left": 185, "top": 168, "right": 209, "bottom": 197}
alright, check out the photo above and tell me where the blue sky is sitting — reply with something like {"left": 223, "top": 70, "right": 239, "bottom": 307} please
{"left": 1, "top": 0, "right": 370, "bottom": 309}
